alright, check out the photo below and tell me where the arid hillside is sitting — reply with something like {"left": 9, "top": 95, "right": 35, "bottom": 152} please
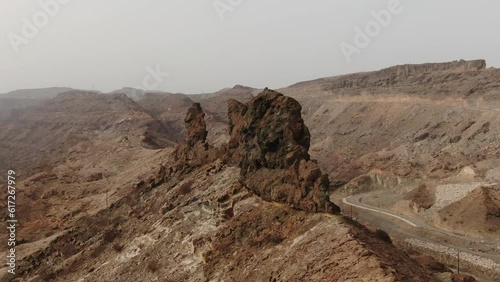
{"left": 6, "top": 90, "right": 441, "bottom": 282}
{"left": 0, "top": 91, "right": 175, "bottom": 182}
{"left": 1, "top": 60, "right": 499, "bottom": 281}
{"left": 274, "top": 60, "right": 500, "bottom": 241}
{"left": 0, "top": 91, "right": 178, "bottom": 254}
{"left": 280, "top": 60, "right": 500, "bottom": 181}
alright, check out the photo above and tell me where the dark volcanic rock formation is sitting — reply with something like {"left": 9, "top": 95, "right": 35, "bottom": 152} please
{"left": 170, "top": 103, "right": 219, "bottom": 172}
{"left": 149, "top": 102, "right": 221, "bottom": 190}
{"left": 164, "top": 90, "right": 340, "bottom": 213}
{"left": 227, "top": 88, "right": 340, "bottom": 213}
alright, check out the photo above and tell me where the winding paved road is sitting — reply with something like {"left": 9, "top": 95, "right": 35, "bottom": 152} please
{"left": 342, "top": 196, "right": 418, "bottom": 228}
{"left": 340, "top": 193, "right": 500, "bottom": 262}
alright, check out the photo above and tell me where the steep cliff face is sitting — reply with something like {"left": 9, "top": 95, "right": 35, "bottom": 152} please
{"left": 378, "top": 59, "right": 486, "bottom": 77}
{"left": 226, "top": 89, "right": 340, "bottom": 213}
{"left": 288, "top": 59, "right": 489, "bottom": 93}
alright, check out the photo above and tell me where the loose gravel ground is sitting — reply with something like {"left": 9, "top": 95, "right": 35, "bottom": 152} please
{"left": 433, "top": 182, "right": 484, "bottom": 210}
{"left": 486, "top": 167, "right": 500, "bottom": 182}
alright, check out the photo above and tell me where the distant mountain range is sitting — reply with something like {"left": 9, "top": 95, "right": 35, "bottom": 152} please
{"left": 0, "top": 87, "right": 76, "bottom": 99}
{"left": 1, "top": 87, "right": 186, "bottom": 100}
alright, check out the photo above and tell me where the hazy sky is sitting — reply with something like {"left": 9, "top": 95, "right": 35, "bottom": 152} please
{"left": 1, "top": 0, "right": 499, "bottom": 94}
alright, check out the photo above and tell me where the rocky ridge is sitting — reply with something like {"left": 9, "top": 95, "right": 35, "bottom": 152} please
{"left": 156, "top": 89, "right": 339, "bottom": 214}
{"left": 0, "top": 91, "right": 175, "bottom": 183}
{"left": 11, "top": 89, "right": 439, "bottom": 281}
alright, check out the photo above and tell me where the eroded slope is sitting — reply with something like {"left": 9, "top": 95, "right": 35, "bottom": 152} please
{"left": 12, "top": 90, "right": 438, "bottom": 282}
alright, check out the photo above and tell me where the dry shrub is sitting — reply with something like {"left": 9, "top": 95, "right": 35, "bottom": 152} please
{"left": 413, "top": 255, "right": 449, "bottom": 273}
{"left": 90, "top": 244, "right": 106, "bottom": 258}
{"left": 179, "top": 180, "right": 194, "bottom": 195}
{"left": 103, "top": 228, "right": 120, "bottom": 244}
{"left": 374, "top": 229, "right": 392, "bottom": 244}
{"left": 61, "top": 258, "right": 85, "bottom": 276}
{"left": 61, "top": 243, "right": 78, "bottom": 258}
{"left": 112, "top": 243, "right": 124, "bottom": 252}
{"left": 450, "top": 273, "right": 477, "bottom": 282}
{"left": 41, "top": 270, "right": 57, "bottom": 281}
{"left": 147, "top": 260, "right": 160, "bottom": 273}
{"left": 267, "top": 234, "right": 284, "bottom": 244}
{"left": 44, "top": 231, "right": 55, "bottom": 237}
{"left": 216, "top": 242, "right": 231, "bottom": 254}
{"left": 111, "top": 215, "right": 124, "bottom": 228}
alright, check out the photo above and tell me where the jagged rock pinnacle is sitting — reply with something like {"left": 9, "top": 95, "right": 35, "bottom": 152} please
{"left": 184, "top": 103, "right": 208, "bottom": 147}
{"left": 227, "top": 88, "right": 340, "bottom": 213}
{"left": 168, "top": 90, "right": 340, "bottom": 213}
{"left": 171, "top": 103, "right": 216, "bottom": 167}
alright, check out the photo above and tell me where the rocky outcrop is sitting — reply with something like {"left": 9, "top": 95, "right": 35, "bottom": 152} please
{"left": 290, "top": 59, "right": 492, "bottom": 94}
{"left": 227, "top": 88, "right": 340, "bottom": 213}
{"left": 161, "top": 90, "right": 340, "bottom": 213}
{"left": 184, "top": 103, "right": 208, "bottom": 146}
{"left": 167, "top": 90, "right": 340, "bottom": 214}
{"left": 379, "top": 59, "right": 486, "bottom": 77}
{"left": 169, "top": 103, "right": 220, "bottom": 175}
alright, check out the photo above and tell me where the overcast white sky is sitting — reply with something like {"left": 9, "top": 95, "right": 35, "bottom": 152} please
{"left": 1, "top": 0, "right": 499, "bottom": 94}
